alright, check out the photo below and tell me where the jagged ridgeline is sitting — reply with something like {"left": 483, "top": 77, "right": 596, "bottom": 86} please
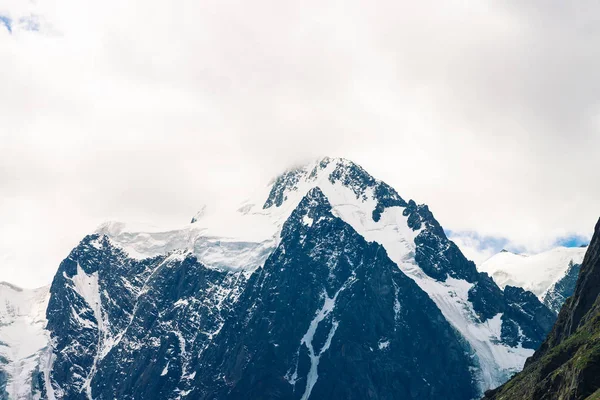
{"left": 14, "top": 158, "right": 555, "bottom": 400}
{"left": 483, "top": 218, "right": 600, "bottom": 400}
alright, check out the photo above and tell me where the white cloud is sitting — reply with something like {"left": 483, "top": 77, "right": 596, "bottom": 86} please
{"left": 446, "top": 232, "right": 508, "bottom": 266}
{"left": 0, "top": 0, "right": 598, "bottom": 287}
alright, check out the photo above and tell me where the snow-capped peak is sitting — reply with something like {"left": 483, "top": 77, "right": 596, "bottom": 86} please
{"left": 0, "top": 282, "right": 50, "bottom": 399}
{"left": 479, "top": 246, "right": 587, "bottom": 299}
{"left": 38, "top": 157, "right": 555, "bottom": 397}
{"left": 262, "top": 157, "right": 381, "bottom": 210}
{"left": 96, "top": 157, "right": 407, "bottom": 272}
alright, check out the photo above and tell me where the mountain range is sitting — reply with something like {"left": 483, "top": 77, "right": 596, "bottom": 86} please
{"left": 0, "top": 158, "right": 561, "bottom": 399}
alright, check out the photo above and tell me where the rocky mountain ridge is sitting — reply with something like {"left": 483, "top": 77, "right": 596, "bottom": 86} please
{"left": 1, "top": 157, "right": 557, "bottom": 399}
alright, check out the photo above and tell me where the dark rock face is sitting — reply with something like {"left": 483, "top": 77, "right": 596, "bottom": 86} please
{"left": 465, "top": 277, "right": 554, "bottom": 350}
{"left": 372, "top": 182, "right": 407, "bottom": 222}
{"left": 403, "top": 200, "right": 478, "bottom": 283}
{"left": 542, "top": 261, "right": 582, "bottom": 314}
{"left": 91, "top": 258, "right": 245, "bottom": 400}
{"left": 500, "top": 286, "right": 556, "bottom": 349}
{"left": 468, "top": 273, "right": 506, "bottom": 321}
{"left": 0, "top": 368, "right": 8, "bottom": 400}
{"left": 190, "top": 188, "right": 476, "bottom": 400}
{"left": 46, "top": 236, "right": 164, "bottom": 399}
{"left": 46, "top": 235, "right": 246, "bottom": 399}
{"left": 483, "top": 218, "right": 600, "bottom": 400}
{"left": 30, "top": 366, "right": 46, "bottom": 400}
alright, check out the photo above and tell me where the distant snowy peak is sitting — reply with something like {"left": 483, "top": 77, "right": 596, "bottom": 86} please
{"left": 0, "top": 282, "right": 50, "bottom": 400}
{"left": 479, "top": 246, "right": 586, "bottom": 300}
{"left": 0, "top": 283, "right": 49, "bottom": 331}
{"left": 262, "top": 157, "right": 406, "bottom": 211}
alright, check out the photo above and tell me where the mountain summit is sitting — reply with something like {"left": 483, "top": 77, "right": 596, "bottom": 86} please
{"left": 6, "top": 157, "right": 555, "bottom": 399}
{"left": 481, "top": 247, "right": 587, "bottom": 314}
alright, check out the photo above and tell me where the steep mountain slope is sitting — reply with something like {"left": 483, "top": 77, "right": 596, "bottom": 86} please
{"left": 480, "top": 247, "right": 586, "bottom": 313}
{"left": 44, "top": 235, "right": 246, "bottom": 400}
{"left": 38, "top": 157, "right": 555, "bottom": 399}
{"left": 483, "top": 217, "right": 600, "bottom": 400}
{"left": 543, "top": 260, "right": 582, "bottom": 314}
{"left": 0, "top": 282, "right": 50, "bottom": 400}
{"left": 182, "top": 188, "right": 478, "bottom": 400}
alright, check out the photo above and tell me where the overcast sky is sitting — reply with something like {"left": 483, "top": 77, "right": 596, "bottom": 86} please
{"left": 1, "top": 0, "right": 599, "bottom": 288}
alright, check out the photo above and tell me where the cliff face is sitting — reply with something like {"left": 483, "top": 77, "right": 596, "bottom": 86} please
{"left": 543, "top": 261, "right": 582, "bottom": 314}
{"left": 483, "top": 218, "right": 600, "bottom": 400}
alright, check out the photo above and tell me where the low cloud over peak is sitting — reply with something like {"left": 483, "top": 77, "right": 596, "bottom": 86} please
{"left": 1, "top": 0, "right": 598, "bottom": 287}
